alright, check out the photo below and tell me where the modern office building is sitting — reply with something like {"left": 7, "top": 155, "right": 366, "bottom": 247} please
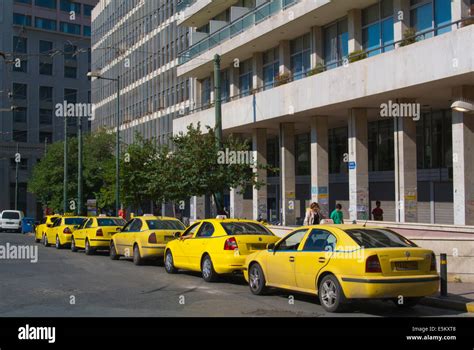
{"left": 0, "top": 0, "right": 97, "bottom": 218}
{"left": 175, "top": 0, "right": 474, "bottom": 226}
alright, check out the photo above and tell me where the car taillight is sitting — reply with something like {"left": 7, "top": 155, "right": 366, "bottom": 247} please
{"left": 224, "top": 237, "right": 238, "bottom": 251}
{"left": 96, "top": 228, "right": 103, "bottom": 237}
{"left": 430, "top": 252, "right": 437, "bottom": 272}
{"left": 148, "top": 232, "right": 157, "bottom": 244}
{"left": 63, "top": 227, "right": 72, "bottom": 234}
{"left": 366, "top": 255, "right": 382, "bottom": 273}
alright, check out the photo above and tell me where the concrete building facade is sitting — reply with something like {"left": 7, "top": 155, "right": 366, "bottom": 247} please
{"left": 0, "top": 0, "right": 97, "bottom": 218}
{"left": 174, "top": 0, "right": 474, "bottom": 226}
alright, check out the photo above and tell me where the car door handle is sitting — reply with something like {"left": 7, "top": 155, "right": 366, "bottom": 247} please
{"left": 289, "top": 256, "right": 295, "bottom": 262}
{"left": 318, "top": 257, "right": 326, "bottom": 263}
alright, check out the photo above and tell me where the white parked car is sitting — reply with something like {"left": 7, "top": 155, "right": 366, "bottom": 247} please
{"left": 0, "top": 210, "right": 24, "bottom": 233}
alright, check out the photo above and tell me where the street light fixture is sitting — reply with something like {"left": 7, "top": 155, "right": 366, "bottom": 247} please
{"left": 88, "top": 71, "right": 121, "bottom": 216}
{"left": 451, "top": 100, "right": 474, "bottom": 114}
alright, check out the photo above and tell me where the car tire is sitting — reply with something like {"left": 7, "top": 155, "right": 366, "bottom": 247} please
{"left": 35, "top": 236, "right": 40, "bottom": 243}
{"left": 133, "top": 245, "right": 144, "bottom": 266}
{"left": 71, "top": 237, "right": 78, "bottom": 252}
{"left": 318, "top": 274, "right": 347, "bottom": 313}
{"left": 43, "top": 234, "right": 49, "bottom": 247}
{"left": 201, "top": 255, "right": 218, "bottom": 282}
{"left": 110, "top": 242, "right": 119, "bottom": 260}
{"left": 392, "top": 297, "right": 421, "bottom": 308}
{"left": 248, "top": 263, "right": 268, "bottom": 295}
{"left": 85, "top": 239, "right": 94, "bottom": 256}
{"left": 164, "top": 250, "right": 178, "bottom": 274}
{"left": 55, "top": 236, "right": 62, "bottom": 250}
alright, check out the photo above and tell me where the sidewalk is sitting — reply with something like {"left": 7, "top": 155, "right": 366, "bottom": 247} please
{"left": 421, "top": 282, "right": 474, "bottom": 313}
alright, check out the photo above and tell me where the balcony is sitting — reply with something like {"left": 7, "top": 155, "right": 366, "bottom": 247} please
{"left": 178, "top": 0, "right": 241, "bottom": 27}
{"left": 178, "top": 0, "right": 301, "bottom": 66}
{"left": 173, "top": 24, "right": 474, "bottom": 135}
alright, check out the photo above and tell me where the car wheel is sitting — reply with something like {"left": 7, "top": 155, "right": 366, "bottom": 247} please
{"left": 392, "top": 297, "right": 421, "bottom": 308}
{"left": 133, "top": 245, "right": 144, "bottom": 266}
{"left": 55, "top": 236, "right": 62, "bottom": 250}
{"left": 110, "top": 242, "right": 119, "bottom": 260}
{"left": 201, "top": 255, "right": 218, "bottom": 282}
{"left": 35, "top": 236, "right": 40, "bottom": 243}
{"left": 71, "top": 237, "right": 78, "bottom": 252}
{"left": 318, "top": 275, "right": 347, "bottom": 313}
{"left": 248, "top": 263, "right": 268, "bottom": 295}
{"left": 43, "top": 234, "right": 49, "bottom": 247}
{"left": 164, "top": 250, "right": 178, "bottom": 274}
{"left": 85, "top": 239, "right": 94, "bottom": 256}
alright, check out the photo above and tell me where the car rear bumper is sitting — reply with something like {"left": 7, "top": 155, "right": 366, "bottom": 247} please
{"left": 89, "top": 238, "right": 112, "bottom": 248}
{"left": 340, "top": 275, "right": 440, "bottom": 299}
{"left": 213, "top": 254, "right": 247, "bottom": 274}
{"left": 141, "top": 244, "right": 167, "bottom": 258}
{"left": 1, "top": 223, "right": 21, "bottom": 230}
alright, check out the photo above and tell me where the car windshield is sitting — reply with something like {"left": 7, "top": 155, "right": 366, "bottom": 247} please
{"left": 146, "top": 220, "right": 185, "bottom": 230}
{"left": 65, "top": 218, "right": 87, "bottom": 226}
{"left": 98, "top": 218, "right": 126, "bottom": 226}
{"left": 3, "top": 212, "right": 20, "bottom": 219}
{"left": 220, "top": 222, "right": 273, "bottom": 236}
{"left": 344, "top": 228, "right": 417, "bottom": 248}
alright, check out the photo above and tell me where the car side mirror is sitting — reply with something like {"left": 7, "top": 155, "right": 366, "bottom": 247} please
{"left": 174, "top": 231, "right": 182, "bottom": 239}
{"left": 267, "top": 243, "right": 275, "bottom": 251}
{"left": 47, "top": 224, "right": 52, "bottom": 228}
{"left": 116, "top": 227, "right": 122, "bottom": 232}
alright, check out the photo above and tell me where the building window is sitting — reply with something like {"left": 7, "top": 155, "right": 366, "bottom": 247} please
{"left": 13, "top": 131, "right": 28, "bottom": 142}
{"left": 64, "top": 66, "right": 77, "bottom": 78}
{"left": 263, "top": 47, "right": 279, "bottom": 90}
{"left": 329, "top": 127, "right": 348, "bottom": 174}
{"left": 60, "top": 0, "right": 81, "bottom": 14}
{"left": 13, "top": 13, "right": 32, "bottom": 26}
{"left": 239, "top": 59, "right": 253, "bottom": 97}
{"left": 290, "top": 33, "right": 311, "bottom": 80}
{"left": 368, "top": 119, "right": 394, "bottom": 171}
{"left": 39, "top": 132, "right": 53, "bottom": 144}
{"left": 40, "top": 109, "right": 53, "bottom": 125}
{"left": 362, "top": 0, "right": 394, "bottom": 57}
{"left": 39, "top": 40, "right": 53, "bottom": 75}
{"left": 60, "top": 22, "right": 81, "bottom": 35}
{"left": 64, "top": 43, "right": 77, "bottom": 60}
{"left": 14, "top": 0, "right": 32, "bottom": 4}
{"left": 35, "top": 17, "right": 57, "bottom": 31}
{"left": 84, "top": 4, "right": 94, "bottom": 16}
{"left": 35, "top": 0, "right": 57, "bottom": 9}
{"left": 13, "top": 107, "right": 27, "bottom": 123}
{"left": 83, "top": 26, "right": 91, "bottom": 37}
{"left": 39, "top": 86, "right": 53, "bottom": 102}
{"left": 410, "top": 0, "right": 452, "bottom": 38}
{"left": 201, "top": 77, "right": 211, "bottom": 106}
{"left": 324, "top": 18, "right": 349, "bottom": 69}
{"left": 12, "top": 37, "right": 28, "bottom": 73}
{"left": 12, "top": 83, "right": 27, "bottom": 100}
{"left": 295, "top": 133, "right": 310, "bottom": 176}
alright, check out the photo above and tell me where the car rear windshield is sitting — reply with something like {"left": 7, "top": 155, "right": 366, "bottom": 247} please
{"left": 65, "top": 218, "right": 87, "bottom": 226}
{"left": 2, "top": 212, "right": 20, "bottom": 219}
{"left": 98, "top": 218, "right": 126, "bottom": 226}
{"left": 344, "top": 228, "right": 417, "bottom": 248}
{"left": 220, "top": 222, "right": 273, "bottom": 236}
{"left": 146, "top": 220, "right": 185, "bottom": 230}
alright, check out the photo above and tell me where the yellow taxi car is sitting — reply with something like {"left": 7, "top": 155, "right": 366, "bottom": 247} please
{"left": 244, "top": 225, "right": 439, "bottom": 312}
{"left": 164, "top": 218, "right": 280, "bottom": 282}
{"left": 35, "top": 215, "right": 59, "bottom": 243}
{"left": 43, "top": 215, "right": 88, "bottom": 249}
{"left": 109, "top": 215, "right": 186, "bottom": 265}
{"left": 71, "top": 216, "right": 126, "bottom": 255}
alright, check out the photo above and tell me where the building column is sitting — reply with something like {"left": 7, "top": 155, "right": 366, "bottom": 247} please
{"left": 347, "top": 9, "right": 362, "bottom": 53}
{"left": 230, "top": 188, "right": 244, "bottom": 219}
{"left": 394, "top": 111, "right": 418, "bottom": 223}
{"left": 278, "top": 40, "right": 291, "bottom": 75}
{"left": 348, "top": 109, "right": 369, "bottom": 222}
{"left": 252, "top": 52, "right": 263, "bottom": 91}
{"left": 451, "top": 0, "right": 472, "bottom": 29}
{"left": 229, "top": 66, "right": 239, "bottom": 98}
{"left": 310, "top": 116, "right": 329, "bottom": 217}
{"left": 253, "top": 128, "right": 267, "bottom": 221}
{"left": 452, "top": 86, "right": 474, "bottom": 225}
{"left": 310, "top": 26, "right": 324, "bottom": 69}
{"left": 190, "top": 195, "right": 205, "bottom": 220}
{"left": 280, "top": 123, "right": 296, "bottom": 226}
{"left": 393, "top": 0, "right": 410, "bottom": 42}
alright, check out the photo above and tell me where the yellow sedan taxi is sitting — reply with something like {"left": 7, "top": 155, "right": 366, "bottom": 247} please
{"left": 164, "top": 219, "right": 280, "bottom": 282}
{"left": 71, "top": 216, "right": 126, "bottom": 255}
{"left": 43, "top": 216, "right": 88, "bottom": 249}
{"left": 35, "top": 215, "right": 59, "bottom": 243}
{"left": 244, "top": 225, "right": 439, "bottom": 312}
{"left": 110, "top": 215, "right": 186, "bottom": 265}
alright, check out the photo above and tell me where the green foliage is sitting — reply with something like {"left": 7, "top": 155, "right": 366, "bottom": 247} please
{"left": 399, "top": 27, "right": 417, "bottom": 47}
{"left": 348, "top": 50, "right": 368, "bottom": 63}
{"left": 307, "top": 63, "right": 325, "bottom": 76}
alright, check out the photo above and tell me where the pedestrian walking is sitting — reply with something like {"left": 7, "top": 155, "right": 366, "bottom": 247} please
{"left": 330, "top": 203, "right": 344, "bottom": 224}
{"left": 303, "top": 202, "right": 324, "bottom": 225}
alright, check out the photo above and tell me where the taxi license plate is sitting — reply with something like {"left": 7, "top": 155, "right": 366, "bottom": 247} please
{"left": 394, "top": 261, "right": 418, "bottom": 271}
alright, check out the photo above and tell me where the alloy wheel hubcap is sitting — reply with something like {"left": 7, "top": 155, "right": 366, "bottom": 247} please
{"left": 249, "top": 267, "right": 260, "bottom": 290}
{"left": 321, "top": 280, "right": 337, "bottom": 307}
{"left": 166, "top": 253, "right": 172, "bottom": 270}
{"left": 203, "top": 259, "right": 211, "bottom": 278}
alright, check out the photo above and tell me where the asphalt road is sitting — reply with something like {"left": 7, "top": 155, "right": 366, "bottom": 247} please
{"left": 0, "top": 233, "right": 471, "bottom": 317}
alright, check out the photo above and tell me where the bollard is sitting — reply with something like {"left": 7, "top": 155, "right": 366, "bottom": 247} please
{"left": 440, "top": 253, "right": 448, "bottom": 297}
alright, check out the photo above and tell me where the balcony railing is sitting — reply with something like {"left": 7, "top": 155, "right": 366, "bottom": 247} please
{"left": 177, "top": 17, "right": 473, "bottom": 118}
{"left": 178, "top": 0, "right": 300, "bottom": 65}
{"left": 176, "top": 0, "right": 195, "bottom": 13}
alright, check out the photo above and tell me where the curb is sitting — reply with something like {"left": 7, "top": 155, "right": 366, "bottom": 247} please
{"left": 420, "top": 296, "right": 474, "bottom": 313}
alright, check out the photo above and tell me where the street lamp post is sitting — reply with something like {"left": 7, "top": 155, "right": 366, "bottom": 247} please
{"left": 87, "top": 71, "right": 121, "bottom": 215}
